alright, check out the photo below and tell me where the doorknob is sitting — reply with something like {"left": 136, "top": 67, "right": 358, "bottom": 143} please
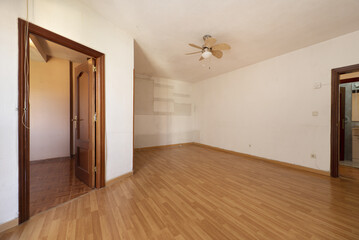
{"left": 72, "top": 117, "right": 84, "bottom": 122}
{"left": 72, "top": 116, "right": 78, "bottom": 129}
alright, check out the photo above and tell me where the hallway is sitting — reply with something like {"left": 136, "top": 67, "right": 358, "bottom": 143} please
{"left": 30, "top": 157, "right": 92, "bottom": 216}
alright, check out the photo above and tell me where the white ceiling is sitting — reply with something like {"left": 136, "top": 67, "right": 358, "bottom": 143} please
{"left": 82, "top": 0, "right": 359, "bottom": 82}
{"left": 30, "top": 34, "right": 89, "bottom": 63}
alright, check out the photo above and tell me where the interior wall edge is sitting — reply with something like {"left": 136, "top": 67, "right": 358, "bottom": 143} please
{"left": 134, "top": 142, "right": 194, "bottom": 151}
{"left": 106, "top": 171, "right": 133, "bottom": 186}
{"left": 192, "top": 142, "right": 330, "bottom": 176}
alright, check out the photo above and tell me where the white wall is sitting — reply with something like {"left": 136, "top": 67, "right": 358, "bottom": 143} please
{"left": 30, "top": 58, "right": 70, "bottom": 161}
{"left": 194, "top": 30, "right": 359, "bottom": 173}
{"left": 0, "top": 0, "right": 133, "bottom": 225}
{"left": 134, "top": 76, "right": 198, "bottom": 148}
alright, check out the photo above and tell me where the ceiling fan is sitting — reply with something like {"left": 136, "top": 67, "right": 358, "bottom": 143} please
{"left": 186, "top": 35, "right": 231, "bottom": 61}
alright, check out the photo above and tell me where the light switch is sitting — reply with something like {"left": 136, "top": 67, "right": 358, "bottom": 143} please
{"left": 312, "top": 111, "right": 319, "bottom": 116}
{"left": 313, "top": 82, "right": 322, "bottom": 89}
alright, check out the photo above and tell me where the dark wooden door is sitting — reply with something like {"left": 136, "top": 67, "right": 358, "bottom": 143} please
{"left": 339, "top": 87, "right": 346, "bottom": 161}
{"left": 74, "top": 60, "right": 96, "bottom": 188}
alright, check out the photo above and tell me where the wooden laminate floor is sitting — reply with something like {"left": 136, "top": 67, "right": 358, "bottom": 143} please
{"left": 339, "top": 164, "right": 359, "bottom": 182}
{"left": 2, "top": 144, "right": 359, "bottom": 239}
{"left": 30, "top": 157, "right": 92, "bottom": 216}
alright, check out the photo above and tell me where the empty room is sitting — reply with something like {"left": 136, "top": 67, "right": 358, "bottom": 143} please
{"left": 1, "top": 0, "right": 359, "bottom": 239}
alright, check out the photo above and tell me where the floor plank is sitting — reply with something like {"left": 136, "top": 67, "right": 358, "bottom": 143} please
{"left": 2, "top": 144, "right": 359, "bottom": 239}
{"left": 339, "top": 164, "right": 359, "bottom": 181}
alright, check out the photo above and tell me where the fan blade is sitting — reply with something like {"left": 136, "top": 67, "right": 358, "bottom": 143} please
{"left": 212, "top": 50, "right": 223, "bottom": 59}
{"left": 185, "top": 51, "right": 202, "bottom": 55}
{"left": 189, "top": 43, "right": 202, "bottom": 49}
{"left": 199, "top": 56, "right": 204, "bottom": 61}
{"left": 204, "top": 37, "right": 216, "bottom": 48}
{"left": 212, "top": 43, "right": 231, "bottom": 51}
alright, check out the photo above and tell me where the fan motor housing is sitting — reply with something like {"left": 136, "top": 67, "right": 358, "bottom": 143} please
{"left": 202, "top": 47, "right": 210, "bottom": 52}
{"left": 203, "top": 35, "right": 212, "bottom": 41}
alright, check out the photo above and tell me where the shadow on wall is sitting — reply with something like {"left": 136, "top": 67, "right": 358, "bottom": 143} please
{"left": 134, "top": 41, "right": 156, "bottom": 77}
{"left": 134, "top": 76, "right": 199, "bottom": 148}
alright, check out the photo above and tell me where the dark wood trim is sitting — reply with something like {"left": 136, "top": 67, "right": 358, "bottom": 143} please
{"left": 18, "top": 18, "right": 106, "bottom": 223}
{"left": 18, "top": 18, "right": 30, "bottom": 224}
{"left": 331, "top": 64, "right": 359, "bottom": 178}
{"left": 69, "top": 61, "right": 74, "bottom": 156}
{"left": 95, "top": 56, "right": 106, "bottom": 188}
{"left": 340, "top": 77, "right": 359, "bottom": 84}
{"left": 331, "top": 69, "right": 340, "bottom": 177}
{"left": 133, "top": 69, "right": 135, "bottom": 162}
{"left": 28, "top": 22, "right": 103, "bottom": 58}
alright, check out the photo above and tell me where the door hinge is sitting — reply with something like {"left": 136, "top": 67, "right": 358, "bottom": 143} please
{"left": 92, "top": 65, "right": 97, "bottom": 72}
{"left": 94, "top": 113, "right": 97, "bottom": 122}
{"left": 94, "top": 166, "right": 97, "bottom": 172}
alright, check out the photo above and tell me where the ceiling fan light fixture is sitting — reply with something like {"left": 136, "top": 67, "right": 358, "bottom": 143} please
{"left": 187, "top": 36, "right": 230, "bottom": 61}
{"left": 202, "top": 48, "right": 212, "bottom": 59}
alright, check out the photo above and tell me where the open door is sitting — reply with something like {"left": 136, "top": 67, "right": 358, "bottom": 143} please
{"left": 73, "top": 59, "right": 96, "bottom": 188}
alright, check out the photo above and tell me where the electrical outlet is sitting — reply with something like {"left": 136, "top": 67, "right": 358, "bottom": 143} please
{"left": 311, "top": 153, "right": 316, "bottom": 159}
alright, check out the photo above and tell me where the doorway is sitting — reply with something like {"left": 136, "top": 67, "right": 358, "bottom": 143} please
{"left": 331, "top": 64, "right": 359, "bottom": 180}
{"left": 18, "top": 19, "right": 106, "bottom": 223}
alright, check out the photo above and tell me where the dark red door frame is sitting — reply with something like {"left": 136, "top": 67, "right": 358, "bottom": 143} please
{"left": 18, "top": 18, "right": 106, "bottom": 223}
{"left": 331, "top": 64, "right": 359, "bottom": 177}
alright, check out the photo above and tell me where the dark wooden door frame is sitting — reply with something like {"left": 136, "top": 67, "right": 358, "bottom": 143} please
{"left": 18, "top": 18, "right": 106, "bottom": 223}
{"left": 339, "top": 87, "right": 345, "bottom": 161}
{"left": 70, "top": 61, "right": 75, "bottom": 157}
{"left": 331, "top": 64, "right": 359, "bottom": 177}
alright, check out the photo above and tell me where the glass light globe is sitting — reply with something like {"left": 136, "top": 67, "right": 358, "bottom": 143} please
{"left": 202, "top": 49, "right": 212, "bottom": 59}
